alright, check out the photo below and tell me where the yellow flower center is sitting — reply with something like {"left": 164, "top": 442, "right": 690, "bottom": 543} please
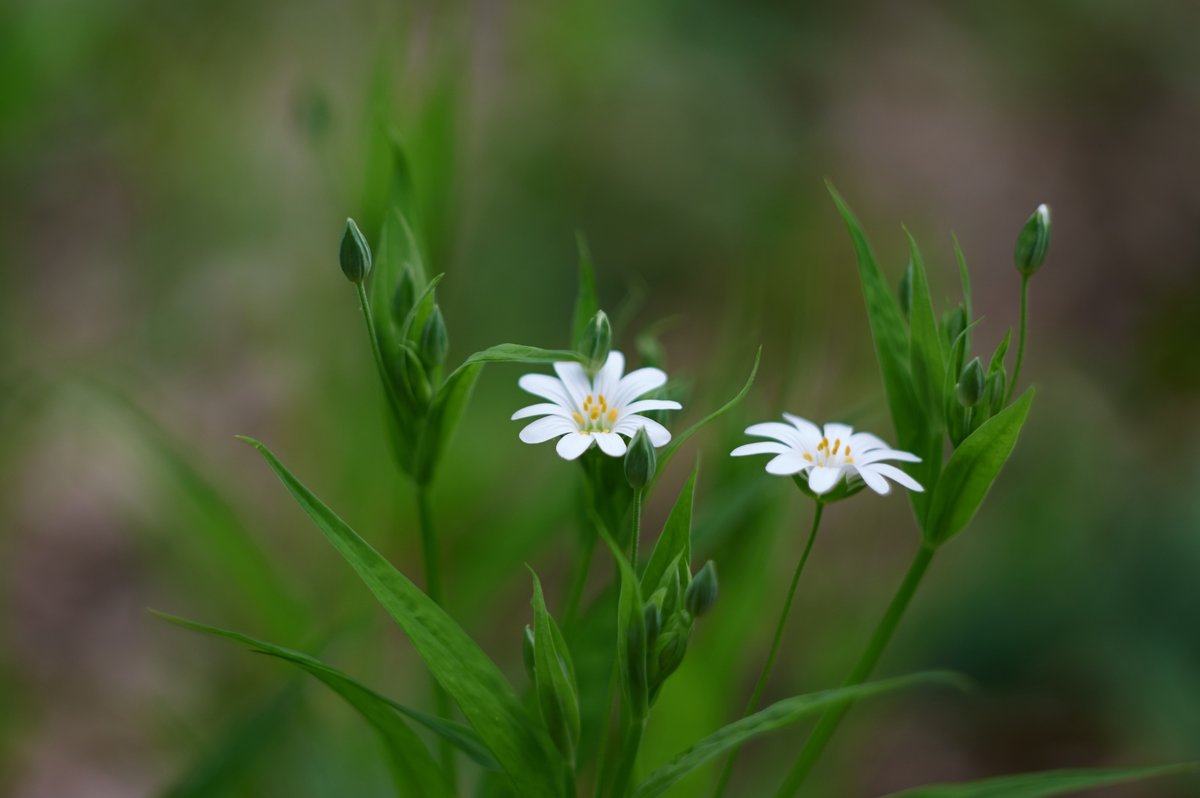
{"left": 575, "top": 393, "right": 618, "bottom": 434}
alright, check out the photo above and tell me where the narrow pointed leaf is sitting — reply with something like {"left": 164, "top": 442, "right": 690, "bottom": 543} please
{"left": 600, "top": 530, "right": 649, "bottom": 719}
{"left": 903, "top": 228, "right": 946, "bottom": 517}
{"left": 952, "top": 233, "right": 972, "bottom": 353}
{"left": 882, "top": 763, "right": 1197, "bottom": 797}
{"left": 235, "top": 437, "right": 563, "bottom": 797}
{"left": 633, "top": 672, "right": 965, "bottom": 798}
{"left": 571, "top": 232, "right": 600, "bottom": 349}
{"left": 529, "top": 571, "right": 581, "bottom": 769}
{"left": 925, "top": 389, "right": 1035, "bottom": 545}
{"left": 641, "top": 459, "right": 698, "bottom": 593}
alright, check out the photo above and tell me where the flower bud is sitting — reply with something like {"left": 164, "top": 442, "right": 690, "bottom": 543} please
{"left": 624, "top": 426, "right": 657, "bottom": 490}
{"left": 1014, "top": 203, "right": 1051, "bottom": 277}
{"left": 339, "top": 218, "right": 372, "bottom": 284}
{"left": 643, "top": 599, "right": 662, "bottom": 648}
{"left": 522, "top": 624, "right": 536, "bottom": 680}
{"left": 956, "top": 357, "right": 985, "bottom": 408}
{"left": 943, "top": 304, "right": 967, "bottom": 349}
{"left": 579, "top": 310, "right": 612, "bottom": 373}
{"left": 653, "top": 624, "right": 689, "bottom": 684}
{"left": 391, "top": 267, "right": 416, "bottom": 326}
{"left": 419, "top": 305, "right": 449, "bottom": 370}
{"left": 684, "top": 561, "right": 718, "bottom": 617}
{"left": 985, "top": 369, "right": 1007, "bottom": 415}
{"left": 401, "top": 346, "right": 432, "bottom": 409}
{"left": 898, "top": 260, "right": 914, "bottom": 319}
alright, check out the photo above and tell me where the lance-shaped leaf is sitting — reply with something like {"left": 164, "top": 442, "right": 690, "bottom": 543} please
{"left": 633, "top": 672, "right": 965, "bottom": 798}
{"left": 600, "top": 530, "right": 649, "bottom": 719}
{"left": 155, "top": 612, "right": 453, "bottom": 798}
{"left": 641, "top": 459, "right": 698, "bottom": 593}
{"left": 528, "top": 571, "right": 581, "bottom": 770}
{"left": 236, "top": 437, "right": 563, "bottom": 798}
{"left": 881, "top": 763, "right": 1197, "bottom": 798}
{"left": 903, "top": 229, "right": 946, "bottom": 517}
{"left": 571, "top": 232, "right": 600, "bottom": 349}
{"left": 924, "top": 389, "right": 1034, "bottom": 545}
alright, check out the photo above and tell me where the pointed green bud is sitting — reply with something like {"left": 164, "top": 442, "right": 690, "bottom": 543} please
{"left": 522, "top": 624, "right": 536, "bottom": 680}
{"left": 956, "top": 357, "right": 985, "bottom": 408}
{"left": 339, "top": 218, "right": 372, "bottom": 283}
{"left": 419, "top": 305, "right": 449, "bottom": 370}
{"left": 391, "top": 267, "right": 416, "bottom": 326}
{"left": 943, "top": 304, "right": 967, "bottom": 349}
{"left": 579, "top": 310, "right": 612, "bottom": 373}
{"left": 643, "top": 600, "right": 662, "bottom": 648}
{"left": 653, "top": 622, "right": 690, "bottom": 684}
{"left": 400, "top": 346, "right": 432, "bottom": 409}
{"left": 624, "top": 426, "right": 657, "bottom": 490}
{"left": 684, "top": 561, "right": 718, "bottom": 617}
{"left": 985, "top": 369, "right": 1007, "bottom": 415}
{"left": 898, "top": 259, "right": 914, "bottom": 319}
{"left": 1014, "top": 203, "right": 1051, "bottom": 276}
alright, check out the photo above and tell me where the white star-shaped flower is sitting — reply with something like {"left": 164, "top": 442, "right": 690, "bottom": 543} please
{"left": 731, "top": 414, "right": 924, "bottom": 496}
{"left": 513, "top": 351, "right": 682, "bottom": 460}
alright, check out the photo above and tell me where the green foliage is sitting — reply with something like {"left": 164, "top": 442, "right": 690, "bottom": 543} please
{"left": 528, "top": 571, "right": 582, "bottom": 770}
{"left": 882, "top": 763, "right": 1197, "bottom": 798}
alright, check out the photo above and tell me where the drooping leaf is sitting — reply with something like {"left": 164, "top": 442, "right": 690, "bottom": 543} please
{"left": 882, "top": 763, "right": 1197, "bottom": 798}
{"left": 236, "top": 437, "right": 563, "bottom": 798}
{"left": 654, "top": 347, "right": 761, "bottom": 483}
{"left": 641, "top": 459, "right": 698, "bottom": 593}
{"left": 826, "top": 182, "right": 921, "bottom": 450}
{"left": 571, "top": 232, "right": 600, "bottom": 349}
{"left": 633, "top": 672, "right": 966, "bottom": 798}
{"left": 153, "top": 611, "right": 499, "bottom": 772}
{"left": 155, "top": 612, "right": 452, "bottom": 798}
{"left": 924, "top": 389, "right": 1035, "bottom": 545}
{"left": 529, "top": 571, "right": 581, "bottom": 771}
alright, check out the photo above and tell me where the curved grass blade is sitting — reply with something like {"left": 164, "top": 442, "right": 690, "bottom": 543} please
{"left": 653, "top": 346, "right": 761, "bottom": 485}
{"left": 632, "top": 672, "right": 966, "bottom": 798}
{"left": 152, "top": 611, "right": 498, "bottom": 772}
{"left": 882, "top": 762, "right": 1198, "bottom": 798}
{"left": 235, "top": 437, "right": 563, "bottom": 797}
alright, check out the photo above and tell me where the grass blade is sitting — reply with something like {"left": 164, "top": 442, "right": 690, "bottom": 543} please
{"left": 882, "top": 763, "right": 1198, "bottom": 797}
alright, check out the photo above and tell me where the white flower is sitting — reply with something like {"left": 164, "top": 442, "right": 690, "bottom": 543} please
{"left": 513, "top": 351, "right": 682, "bottom": 460}
{"left": 731, "top": 414, "right": 924, "bottom": 496}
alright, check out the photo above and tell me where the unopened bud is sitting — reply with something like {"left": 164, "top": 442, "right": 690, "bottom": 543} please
{"left": 943, "top": 304, "right": 967, "bottom": 349}
{"left": 956, "top": 357, "right": 985, "bottom": 408}
{"left": 624, "top": 427, "right": 657, "bottom": 490}
{"left": 579, "top": 310, "right": 612, "bottom": 373}
{"left": 419, "top": 305, "right": 449, "bottom": 370}
{"left": 684, "top": 561, "right": 718, "bottom": 617}
{"left": 391, "top": 267, "right": 416, "bottom": 325}
{"left": 985, "top": 369, "right": 1007, "bottom": 415}
{"left": 401, "top": 347, "right": 432, "bottom": 408}
{"left": 339, "top": 218, "right": 372, "bottom": 283}
{"left": 653, "top": 626, "right": 689, "bottom": 684}
{"left": 643, "top": 600, "right": 662, "bottom": 648}
{"left": 1014, "top": 203, "right": 1051, "bottom": 276}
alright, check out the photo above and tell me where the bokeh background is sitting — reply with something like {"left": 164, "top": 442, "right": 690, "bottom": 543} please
{"left": 2, "top": 1, "right": 1199, "bottom": 796}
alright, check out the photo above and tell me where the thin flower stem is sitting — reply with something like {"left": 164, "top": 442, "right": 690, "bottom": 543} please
{"left": 416, "top": 485, "right": 454, "bottom": 786}
{"left": 630, "top": 488, "right": 645, "bottom": 567}
{"left": 355, "top": 282, "right": 400, "bottom": 415}
{"left": 1008, "top": 274, "right": 1030, "bottom": 403}
{"left": 712, "top": 501, "right": 825, "bottom": 798}
{"left": 774, "top": 544, "right": 936, "bottom": 797}
{"left": 610, "top": 715, "right": 647, "bottom": 798}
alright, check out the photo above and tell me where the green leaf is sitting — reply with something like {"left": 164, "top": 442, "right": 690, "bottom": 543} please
{"left": 952, "top": 233, "right": 973, "bottom": 355}
{"left": 654, "top": 347, "right": 761, "bottom": 483}
{"left": 235, "top": 437, "right": 563, "bottom": 798}
{"left": 904, "top": 228, "right": 947, "bottom": 518}
{"left": 925, "top": 389, "right": 1035, "bottom": 545}
{"left": 457, "top": 343, "right": 585, "bottom": 370}
{"left": 571, "top": 232, "right": 600, "bottom": 349}
{"left": 633, "top": 672, "right": 965, "bottom": 798}
{"left": 882, "top": 763, "right": 1198, "bottom": 798}
{"left": 826, "top": 182, "right": 921, "bottom": 449}
{"left": 399, "top": 273, "right": 445, "bottom": 345}
{"left": 988, "top": 329, "right": 1012, "bottom": 374}
{"left": 154, "top": 612, "right": 453, "bottom": 798}
{"left": 529, "top": 570, "right": 582, "bottom": 771}
{"left": 600, "top": 530, "right": 649, "bottom": 720}
{"left": 641, "top": 459, "right": 698, "bottom": 594}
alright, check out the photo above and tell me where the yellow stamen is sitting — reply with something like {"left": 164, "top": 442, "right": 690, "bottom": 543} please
{"left": 607, "top": 408, "right": 618, "bottom": 423}
{"left": 802, "top": 453, "right": 814, "bottom": 462}
{"left": 598, "top": 393, "right": 606, "bottom": 406}
{"left": 572, "top": 411, "right": 584, "bottom": 426}
{"left": 602, "top": 428, "right": 611, "bottom": 434}
{"left": 845, "top": 446, "right": 851, "bottom": 456}
{"left": 590, "top": 408, "right": 600, "bottom": 420}
{"left": 832, "top": 438, "right": 841, "bottom": 455}
{"left": 845, "top": 457, "right": 854, "bottom": 464}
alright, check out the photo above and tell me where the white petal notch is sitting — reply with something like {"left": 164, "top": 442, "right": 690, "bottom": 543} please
{"left": 513, "top": 351, "right": 682, "bottom": 461}
{"left": 731, "top": 413, "right": 924, "bottom": 497}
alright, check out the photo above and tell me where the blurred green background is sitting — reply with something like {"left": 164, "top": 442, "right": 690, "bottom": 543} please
{"left": 3, "top": 1, "right": 1200, "bottom": 796}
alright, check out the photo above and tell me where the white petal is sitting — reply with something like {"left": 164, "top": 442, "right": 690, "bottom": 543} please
{"left": 782, "top": 413, "right": 823, "bottom": 444}
{"left": 744, "top": 422, "right": 808, "bottom": 449}
{"left": 614, "top": 415, "right": 671, "bottom": 447}
{"left": 848, "top": 431, "right": 890, "bottom": 453}
{"left": 518, "top": 374, "right": 573, "bottom": 407}
{"left": 556, "top": 433, "right": 594, "bottom": 460}
{"left": 854, "top": 466, "right": 892, "bottom": 495}
{"left": 594, "top": 351, "right": 626, "bottom": 398}
{"left": 614, "top": 367, "right": 668, "bottom": 406}
{"left": 554, "top": 361, "right": 592, "bottom": 406}
{"left": 822, "top": 422, "right": 855, "bottom": 444}
{"left": 862, "top": 463, "right": 924, "bottom": 493}
{"left": 511, "top": 403, "right": 571, "bottom": 421}
{"left": 856, "top": 448, "right": 922, "bottom": 465}
{"left": 806, "top": 466, "right": 844, "bottom": 494}
{"left": 519, "top": 416, "right": 576, "bottom": 444}
{"left": 731, "top": 441, "right": 790, "bottom": 457}
{"left": 765, "top": 453, "right": 809, "bottom": 475}
{"left": 623, "top": 399, "right": 683, "bottom": 414}
{"left": 593, "top": 432, "right": 627, "bottom": 457}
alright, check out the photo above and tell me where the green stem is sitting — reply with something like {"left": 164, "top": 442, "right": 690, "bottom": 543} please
{"left": 610, "top": 715, "right": 647, "bottom": 798}
{"left": 1008, "top": 274, "right": 1030, "bottom": 403}
{"left": 416, "top": 484, "right": 454, "bottom": 785}
{"left": 355, "top": 282, "right": 401, "bottom": 415}
{"left": 774, "top": 544, "right": 936, "bottom": 797}
{"left": 630, "top": 488, "right": 644, "bottom": 567}
{"left": 713, "top": 502, "right": 824, "bottom": 798}
{"left": 563, "top": 532, "right": 597, "bottom": 626}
